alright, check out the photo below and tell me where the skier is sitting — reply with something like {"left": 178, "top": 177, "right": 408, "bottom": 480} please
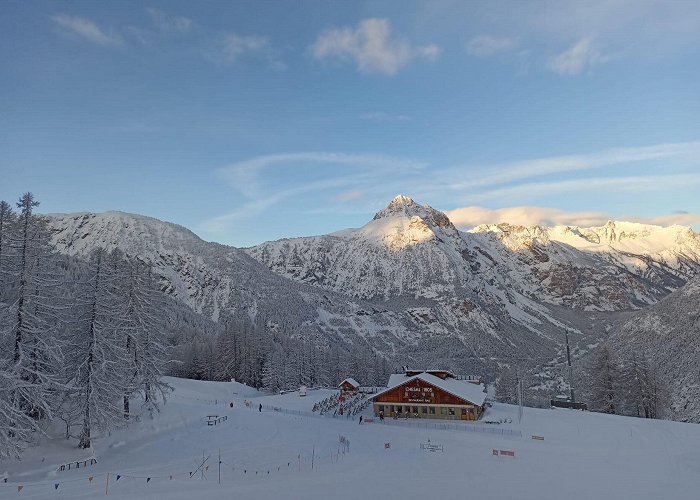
{"left": 230, "top": 402, "right": 234, "bottom": 408}
{"left": 259, "top": 403, "right": 262, "bottom": 412}
{"left": 359, "top": 415, "right": 363, "bottom": 425}
{"left": 379, "top": 411, "right": 384, "bottom": 422}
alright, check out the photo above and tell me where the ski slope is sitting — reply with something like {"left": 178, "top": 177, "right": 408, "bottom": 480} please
{"left": 3, "top": 377, "right": 699, "bottom": 499}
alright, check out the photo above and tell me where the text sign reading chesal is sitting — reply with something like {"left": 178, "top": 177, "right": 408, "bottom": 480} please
{"left": 404, "top": 386, "right": 434, "bottom": 403}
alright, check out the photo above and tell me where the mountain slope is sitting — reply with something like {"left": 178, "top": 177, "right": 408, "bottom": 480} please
{"left": 611, "top": 277, "right": 700, "bottom": 422}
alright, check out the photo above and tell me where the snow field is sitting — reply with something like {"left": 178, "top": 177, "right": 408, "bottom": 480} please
{"left": 3, "top": 376, "right": 700, "bottom": 499}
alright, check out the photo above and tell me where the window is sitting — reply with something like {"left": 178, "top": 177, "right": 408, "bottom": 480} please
{"left": 448, "top": 407, "right": 455, "bottom": 416}
{"left": 461, "top": 408, "right": 467, "bottom": 415}
{"left": 378, "top": 405, "right": 384, "bottom": 413}
{"left": 412, "top": 406, "right": 418, "bottom": 414}
{"left": 397, "top": 406, "right": 402, "bottom": 413}
{"left": 441, "top": 407, "right": 447, "bottom": 415}
{"left": 429, "top": 407, "right": 436, "bottom": 414}
{"left": 422, "top": 406, "right": 427, "bottom": 414}
{"left": 389, "top": 405, "right": 394, "bottom": 413}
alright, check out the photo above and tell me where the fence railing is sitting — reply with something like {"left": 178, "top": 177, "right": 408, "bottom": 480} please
{"left": 381, "top": 417, "right": 522, "bottom": 437}
{"left": 261, "top": 405, "right": 522, "bottom": 437}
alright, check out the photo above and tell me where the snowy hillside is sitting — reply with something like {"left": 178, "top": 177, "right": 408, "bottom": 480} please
{"left": 44, "top": 212, "right": 424, "bottom": 360}
{"left": 4, "top": 377, "right": 700, "bottom": 500}
{"left": 611, "top": 277, "right": 700, "bottom": 422}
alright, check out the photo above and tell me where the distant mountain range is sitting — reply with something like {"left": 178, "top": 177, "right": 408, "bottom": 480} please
{"left": 44, "top": 195, "right": 700, "bottom": 419}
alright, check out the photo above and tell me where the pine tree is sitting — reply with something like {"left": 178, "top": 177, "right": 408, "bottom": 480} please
{"left": 67, "top": 248, "right": 130, "bottom": 449}
{"left": 119, "top": 258, "right": 170, "bottom": 418}
{"left": 0, "top": 200, "right": 15, "bottom": 292}
{"left": 496, "top": 367, "right": 519, "bottom": 404}
{"left": 589, "top": 344, "right": 619, "bottom": 414}
{"left": 6, "top": 194, "right": 61, "bottom": 422}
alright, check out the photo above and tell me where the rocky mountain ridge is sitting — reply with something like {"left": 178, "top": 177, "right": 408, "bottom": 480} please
{"left": 43, "top": 197, "right": 700, "bottom": 410}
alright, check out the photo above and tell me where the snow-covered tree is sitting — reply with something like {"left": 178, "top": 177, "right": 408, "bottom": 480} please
{"left": 496, "top": 366, "right": 519, "bottom": 404}
{"left": 66, "top": 248, "right": 130, "bottom": 449}
{"left": 0, "top": 200, "right": 15, "bottom": 292}
{"left": 117, "top": 257, "right": 170, "bottom": 418}
{"left": 5, "top": 194, "right": 62, "bottom": 421}
{"left": 588, "top": 344, "right": 619, "bottom": 414}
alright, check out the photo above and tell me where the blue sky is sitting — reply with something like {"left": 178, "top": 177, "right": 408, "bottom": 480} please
{"left": 1, "top": 0, "right": 699, "bottom": 246}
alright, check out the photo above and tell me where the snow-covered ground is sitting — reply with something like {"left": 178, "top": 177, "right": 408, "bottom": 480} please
{"left": 3, "top": 377, "right": 700, "bottom": 499}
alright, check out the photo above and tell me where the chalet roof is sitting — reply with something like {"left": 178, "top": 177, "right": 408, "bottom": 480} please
{"left": 372, "top": 372, "right": 487, "bottom": 406}
{"left": 338, "top": 378, "right": 360, "bottom": 388}
{"left": 403, "top": 368, "right": 457, "bottom": 379}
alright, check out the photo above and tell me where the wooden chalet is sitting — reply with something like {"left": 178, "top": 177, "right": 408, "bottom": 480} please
{"left": 370, "top": 370, "right": 487, "bottom": 421}
{"left": 338, "top": 377, "right": 360, "bottom": 395}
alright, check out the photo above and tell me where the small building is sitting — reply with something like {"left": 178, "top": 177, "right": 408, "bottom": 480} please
{"left": 370, "top": 370, "right": 487, "bottom": 421}
{"left": 338, "top": 378, "right": 360, "bottom": 395}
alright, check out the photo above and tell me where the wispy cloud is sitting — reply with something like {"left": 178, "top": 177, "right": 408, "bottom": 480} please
{"left": 465, "top": 173, "right": 700, "bottom": 204}
{"left": 201, "top": 141, "right": 700, "bottom": 238}
{"left": 466, "top": 36, "right": 519, "bottom": 57}
{"left": 335, "top": 190, "right": 363, "bottom": 202}
{"left": 360, "top": 111, "right": 411, "bottom": 122}
{"left": 51, "top": 14, "right": 123, "bottom": 46}
{"left": 146, "top": 8, "right": 193, "bottom": 33}
{"left": 311, "top": 18, "right": 440, "bottom": 75}
{"left": 207, "top": 33, "right": 285, "bottom": 69}
{"left": 203, "top": 152, "right": 426, "bottom": 232}
{"left": 447, "top": 141, "right": 700, "bottom": 191}
{"left": 547, "top": 37, "right": 609, "bottom": 75}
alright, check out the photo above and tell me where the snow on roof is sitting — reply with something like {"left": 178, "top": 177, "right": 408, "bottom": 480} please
{"left": 372, "top": 372, "right": 487, "bottom": 406}
{"left": 339, "top": 378, "right": 360, "bottom": 388}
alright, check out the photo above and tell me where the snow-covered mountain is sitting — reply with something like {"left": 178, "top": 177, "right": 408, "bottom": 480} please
{"left": 43, "top": 197, "right": 700, "bottom": 391}
{"left": 45, "top": 211, "right": 417, "bottom": 357}
{"left": 248, "top": 196, "right": 700, "bottom": 312}
{"left": 247, "top": 195, "right": 472, "bottom": 300}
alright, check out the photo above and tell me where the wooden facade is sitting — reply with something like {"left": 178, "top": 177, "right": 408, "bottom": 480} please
{"left": 372, "top": 377, "right": 483, "bottom": 421}
{"left": 338, "top": 379, "right": 360, "bottom": 394}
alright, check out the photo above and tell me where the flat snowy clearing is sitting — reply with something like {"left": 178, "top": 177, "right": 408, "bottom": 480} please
{"left": 3, "top": 377, "right": 699, "bottom": 499}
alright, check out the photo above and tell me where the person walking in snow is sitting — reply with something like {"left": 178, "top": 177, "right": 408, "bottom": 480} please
{"left": 379, "top": 411, "right": 384, "bottom": 422}
{"left": 359, "top": 415, "right": 363, "bottom": 425}
{"left": 259, "top": 403, "right": 262, "bottom": 412}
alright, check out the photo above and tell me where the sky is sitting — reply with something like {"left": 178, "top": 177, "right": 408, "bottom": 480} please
{"left": 1, "top": 0, "right": 699, "bottom": 246}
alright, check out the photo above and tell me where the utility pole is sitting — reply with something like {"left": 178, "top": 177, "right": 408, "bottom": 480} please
{"left": 565, "top": 327, "right": 575, "bottom": 403}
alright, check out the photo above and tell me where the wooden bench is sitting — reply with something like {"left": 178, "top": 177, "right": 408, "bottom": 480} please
{"left": 206, "top": 415, "right": 228, "bottom": 426}
{"left": 57, "top": 457, "right": 98, "bottom": 472}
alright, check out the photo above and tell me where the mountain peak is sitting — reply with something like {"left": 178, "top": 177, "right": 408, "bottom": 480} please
{"left": 373, "top": 195, "right": 423, "bottom": 220}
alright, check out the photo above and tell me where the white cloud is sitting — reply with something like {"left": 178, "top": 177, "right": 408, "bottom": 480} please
{"left": 445, "top": 205, "right": 700, "bottom": 230}
{"left": 631, "top": 212, "right": 700, "bottom": 227}
{"left": 466, "top": 35, "right": 518, "bottom": 57}
{"left": 311, "top": 18, "right": 440, "bottom": 75}
{"left": 52, "top": 14, "right": 123, "bottom": 46}
{"left": 207, "top": 33, "right": 285, "bottom": 69}
{"left": 447, "top": 206, "right": 609, "bottom": 229}
{"left": 547, "top": 37, "right": 608, "bottom": 75}
{"left": 335, "top": 191, "right": 363, "bottom": 202}
{"left": 146, "top": 8, "right": 193, "bottom": 33}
